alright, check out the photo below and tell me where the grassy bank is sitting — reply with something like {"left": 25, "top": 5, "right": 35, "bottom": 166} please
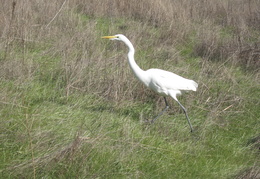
{"left": 0, "top": 0, "right": 259, "bottom": 178}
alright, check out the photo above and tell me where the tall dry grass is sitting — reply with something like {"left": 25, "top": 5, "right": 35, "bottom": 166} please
{"left": 0, "top": 0, "right": 259, "bottom": 102}
{"left": 72, "top": 0, "right": 260, "bottom": 56}
{"left": 0, "top": 1, "right": 259, "bottom": 178}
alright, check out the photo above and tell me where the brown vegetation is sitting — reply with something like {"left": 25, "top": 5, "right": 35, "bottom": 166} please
{"left": 0, "top": 0, "right": 259, "bottom": 83}
{"left": 0, "top": 0, "right": 259, "bottom": 118}
{"left": 0, "top": 1, "right": 259, "bottom": 178}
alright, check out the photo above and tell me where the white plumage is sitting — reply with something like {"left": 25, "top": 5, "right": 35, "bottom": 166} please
{"left": 102, "top": 34, "right": 198, "bottom": 132}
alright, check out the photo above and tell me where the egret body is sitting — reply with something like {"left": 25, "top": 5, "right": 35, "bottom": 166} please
{"left": 102, "top": 34, "right": 198, "bottom": 132}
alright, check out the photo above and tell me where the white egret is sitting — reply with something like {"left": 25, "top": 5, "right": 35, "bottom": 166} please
{"left": 102, "top": 34, "right": 198, "bottom": 132}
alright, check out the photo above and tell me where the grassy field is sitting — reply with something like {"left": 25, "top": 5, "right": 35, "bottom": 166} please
{"left": 0, "top": 0, "right": 259, "bottom": 178}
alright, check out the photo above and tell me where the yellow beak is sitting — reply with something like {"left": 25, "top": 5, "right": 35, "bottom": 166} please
{"left": 102, "top": 36, "right": 116, "bottom": 39}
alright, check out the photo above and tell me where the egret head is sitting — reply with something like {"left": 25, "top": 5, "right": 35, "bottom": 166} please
{"left": 102, "top": 34, "right": 126, "bottom": 41}
{"left": 102, "top": 34, "right": 134, "bottom": 51}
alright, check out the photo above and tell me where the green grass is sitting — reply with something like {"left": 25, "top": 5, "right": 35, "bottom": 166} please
{"left": 0, "top": 2, "right": 259, "bottom": 178}
{"left": 1, "top": 60, "right": 259, "bottom": 178}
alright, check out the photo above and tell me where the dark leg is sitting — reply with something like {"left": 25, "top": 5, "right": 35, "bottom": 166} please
{"left": 151, "top": 97, "right": 169, "bottom": 123}
{"left": 176, "top": 100, "right": 194, "bottom": 132}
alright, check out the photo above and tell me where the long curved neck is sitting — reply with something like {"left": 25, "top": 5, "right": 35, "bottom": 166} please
{"left": 123, "top": 38, "right": 147, "bottom": 83}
